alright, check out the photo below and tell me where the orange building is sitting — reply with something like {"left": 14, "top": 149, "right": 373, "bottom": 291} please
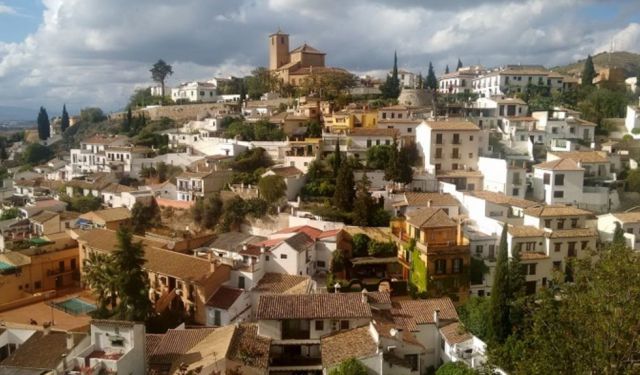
{"left": 392, "top": 208, "right": 470, "bottom": 304}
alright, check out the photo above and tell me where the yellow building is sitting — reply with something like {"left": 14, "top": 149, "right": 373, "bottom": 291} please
{"left": 0, "top": 233, "right": 79, "bottom": 307}
{"left": 323, "top": 108, "right": 379, "bottom": 133}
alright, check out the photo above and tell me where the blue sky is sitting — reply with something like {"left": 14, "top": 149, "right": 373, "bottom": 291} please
{"left": 1, "top": 0, "right": 640, "bottom": 114}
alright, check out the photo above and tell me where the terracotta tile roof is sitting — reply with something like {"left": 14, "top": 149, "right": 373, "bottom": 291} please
{"left": 524, "top": 205, "right": 593, "bottom": 218}
{"left": 101, "top": 183, "right": 137, "bottom": 194}
{"left": 520, "top": 251, "right": 549, "bottom": 260}
{"left": 391, "top": 298, "right": 458, "bottom": 332}
{"left": 282, "top": 232, "right": 315, "bottom": 252}
{"left": 372, "top": 317, "right": 424, "bottom": 348}
{"left": 253, "top": 238, "right": 284, "bottom": 248}
{"left": 256, "top": 293, "right": 373, "bottom": 320}
{"left": 612, "top": 212, "right": 640, "bottom": 223}
{"left": 436, "top": 170, "right": 483, "bottom": 178}
{"left": 76, "top": 228, "right": 166, "bottom": 253}
{"left": 440, "top": 322, "right": 473, "bottom": 345}
{"left": 349, "top": 128, "right": 399, "bottom": 137}
{"left": 0, "top": 331, "right": 87, "bottom": 369}
{"left": 268, "top": 166, "right": 303, "bottom": 178}
{"left": 148, "top": 328, "right": 217, "bottom": 367}
{"left": 177, "top": 171, "right": 212, "bottom": 179}
{"left": 406, "top": 208, "right": 456, "bottom": 228}
{"left": 227, "top": 323, "right": 271, "bottom": 369}
{"left": 508, "top": 225, "right": 545, "bottom": 238}
{"left": 168, "top": 325, "right": 235, "bottom": 375}
{"left": 209, "top": 232, "right": 264, "bottom": 252}
{"left": 398, "top": 192, "right": 459, "bottom": 207}
{"left": 549, "top": 151, "right": 608, "bottom": 164}
{"left": 273, "top": 225, "right": 323, "bottom": 239}
{"left": 206, "top": 286, "right": 244, "bottom": 310}
{"left": 467, "top": 190, "right": 540, "bottom": 209}
{"left": 145, "top": 334, "right": 163, "bottom": 363}
{"left": 290, "top": 43, "right": 325, "bottom": 55}
{"left": 321, "top": 326, "right": 378, "bottom": 367}
{"left": 344, "top": 226, "right": 392, "bottom": 243}
{"left": 145, "top": 247, "right": 224, "bottom": 284}
{"left": 253, "top": 273, "right": 312, "bottom": 294}
{"left": 534, "top": 158, "right": 583, "bottom": 171}
{"left": 82, "top": 207, "right": 131, "bottom": 223}
{"left": 426, "top": 119, "right": 480, "bottom": 131}
{"left": 317, "top": 228, "right": 341, "bottom": 239}
{"left": 363, "top": 291, "right": 392, "bottom": 305}
{"left": 548, "top": 228, "right": 597, "bottom": 238}
{"left": 29, "top": 210, "right": 59, "bottom": 224}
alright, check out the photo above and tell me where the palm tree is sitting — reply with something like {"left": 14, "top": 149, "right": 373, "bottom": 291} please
{"left": 82, "top": 251, "right": 118, "bottom": 315}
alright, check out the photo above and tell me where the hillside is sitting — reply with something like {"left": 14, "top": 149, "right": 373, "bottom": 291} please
{"left": 553, "top": 51, "right": 640, "bottom": 78}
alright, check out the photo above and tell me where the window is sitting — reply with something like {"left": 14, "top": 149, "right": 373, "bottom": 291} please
{"left": 453, "top": 134, "right": 460, "bottom": 144}
{"left": 469, "top": 135, "right": 474, "bottom": 141}
{"left": 452, "top": 163, "right": 458, "bottom": 170}
{"left": 435, "top": 148, "right": 442, "bottom": 159}
{"left": 544, "top": 219, "right": 552, "bottom": 228}
{"left": 553, "top": 261, "right": 562, "bottom": 271}
{"left": 627, "top": 228, "right": 634, "bottom": 234}
{"left": 478, "top": 290, "right": 485, "bottom": 297}
{"left": 568, "top": 242, "right": 577, "bottom": 257}
{"left": 557, "top": 219, "right": 565, "bottom": 230}
{"left": 405, "top": 354, "right": 419, "bottom": 372}
{"left": 214, "top": 309, "right": 221, "bottom": 326}
{"left": 34, "top": 281, "right": 41, "bottom": 289}
{"left": 435, "top": 259, "right": 446, "bottom": 274}
{"left": 238, "top": 276, "right": 245, "bottom": 289}
{"left": 554, "top": 191, "right": 564, "bottom": 198}
{"left": 435, "top": 163, "right": 441, "bottom": 171}
{"left": 317, "top": 261, "right": 326, "bottom": 268}
{"left": 543, "top": 173, "right": 550, "bottom": 185}
{"left": 554, "top": 174, "right": 564, "bottom": 186}
{"left": 366, "top": 140, "right": 372, "bottom": 147}
{"left": 488, "top": 245, "right": 495, "bottom": 259}
{"left": 265, "top": 255, "right": 270, "bottom": 261}
{"left": 554, "top": 243, "right": 562, "bottom": 252}
{"left": 452, "top": 258, "right": 463, "bottom": 273}
{"left": 475, "top": 245, "right": 483, "bottom": 255}
{"left": 407, "top": 128, "right": 412, "bottom": 133}
{"left": 280, "top": 254, "right": 287, "bottom": 259}
{"left": 571, "top": 218, "right": 578, "bottom": 228}
{"left": 315, "top": 320, "right": 324, "bottom": 331}
{"left": 524, "top": 263, "right": 537, "bottom": 275}
{"left": 70, "top": 259, "right": 76, "bottom": 270}
{"left": 340, "top": 320, "right": 349, "bottom": 329}
{"left": 581, "top": 241, "right": 589, "bottom": 250}
{"left": 435, "top": 133, "right": 443, "bottom": 144}
{"left": 468, "top": 153, "right": 473, "bottom": 158}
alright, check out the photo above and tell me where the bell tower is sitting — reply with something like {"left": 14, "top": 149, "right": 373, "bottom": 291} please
{"left": 269, "top": 29, "right": 290, "bottom": 71}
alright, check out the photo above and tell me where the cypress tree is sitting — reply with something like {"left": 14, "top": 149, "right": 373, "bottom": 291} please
{"left": 333, "top": 161, "right": 355, "bottom": 211}
{"left": 36, "top": 107, "right": 50, "bottom": 140}
{"left": 508, "top": 242, "right": 527, "bottom": 331}
{"left": 396, "top": 146, "right": 413, "bottom": 185}
{"left": 384, "top": 139, "right": 399, "bottom": 182}
{"left": 425, "top": 62, "right": 438, "bottom": 90}
{"left": 581, "top": 55, "right": 596, "bottom": 86}
{"left": 113, "top": 227, "right": 151, "bottom": 321}
{"left": 60, "top": 104, "right": 70, "bottom": 133}
{"left": 445, "top": 65, "right": 450, "bottom": 74}
{"left": 416, "top": 73, "right": 423, "bottom": 89}
{"left": 333, "top": 139, "right": 342, "bottom": 178}
{"left": 490, "top": 224, "right": 511, "bottom": 343}
{"left": 457, "top": 58, "right": 463, "bottom": 71}
{"left": 380, "top": 52, "right": 401, "bottom": 98}
{"left": 353, "top": 172, "right": 374, "bottom": 226}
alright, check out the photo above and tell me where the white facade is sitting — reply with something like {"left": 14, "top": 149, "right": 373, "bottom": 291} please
{"left": 477, "top": 157, "right": 526, "bottom": 199}
{"left": 472, "top": 66, "right": 569, "bottom": 98}
{"left": 625, "top": 103, "right": 640, "bottom": 136}
{"left": 415, "top": 121, "right": 481, "bottom": 174}
{"left": 171, "top": 81, "right": 217, "bottom": 103}
{"left": 532, "top": 165, "right": 584, "bottom": 205}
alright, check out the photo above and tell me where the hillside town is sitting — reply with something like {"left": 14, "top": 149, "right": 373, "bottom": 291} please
{"left": 1, "top": 26, "right": 640, "bottom": 375}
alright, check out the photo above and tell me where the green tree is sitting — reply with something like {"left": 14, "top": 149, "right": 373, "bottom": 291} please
{"left": 220, "top": 196, "right": 247, "bottom": 232}
{"left": 122, "top": 107, "right": 133, "bottom": 134}
{"left": 351, "top": 233, "right": 371, "bottom": 258}
{"left": 489, "top": 224, "right": 511, "bottom": 343}
{"left": 150, "top": 59, "right": 174, "bottom": 99}
{"left": 79, "top": 107, "right": 106, "bottom": 123}
{"left": 511, "top": 242, "right": 640, "bottom": 374}
{"left": 457, "top": 58, "right": 463, "bottom": 71}
{"left": 380, "top": 51, "right": 401, "bottom": 99}
{"left": 230, "top": 148, "right": 273, "bottom": 173}
{"left": 384, "top": 140, "right": 399, "bottom": 181}
{"left": 581, "top": 54, "right": 596, "bottom": 86}
{"left": 82, "top": 251, "right": 119, "bottom": 316}
{"left": 328, "top": 358, "right": 368, "bottom": 375}
{"left": 458, "top": 296, "right": 491, "bottom": 341}
{"left": 508, "top": 244, "right": 527, "bottom": 331}
{"left": 612, "top": 222, "right": 626, "bottom": 246}
{"left": 128, "top": 87, "right": 155, "bottom": 108}
{"left": 332, "top": 139, "right": 342, "bottom": 178}
{"left": 37, "top": 107, "right": 50, "bottom": 140}
{"left": 396, "top": 146, "right": 414, "bottom": 185}
{"left": 0, "top": 208, "right": 19, "bottom": 220}
{"left": 60, "top": 104, "right": 70, "bottom": 133}
{"left": 425, "top": 61, "right": 438, "bottom": 90}
{"left": 202, "top": 194, "right": 224, "bottom": 229}
{"left": 435, "top": 362, "right": 478, "bottom": 375}
{"left": 333, "top": 161, "right": 355, "bottom": 211}
{"left": 22, "top": 143, "right": 53, "bottom": 165}
{"left": 113, "top": 227, "right": 151, "bottom": 321}
{"left": 353, "top": 172, "right": 375, "bottom": 226}
{"left": 130, "top": 199, "right": 161, "bottom": 234}
{"left": 305, "top": 120, "right": 322, "bottom": 138}
{"left": 245, "top": 67, "right": 278, "bottom": 99}
{"left": 258, "top": 175, "right": 287, "bottom": 202}
{"left": 366, "top": 145, "right": 394, "bottom": 170}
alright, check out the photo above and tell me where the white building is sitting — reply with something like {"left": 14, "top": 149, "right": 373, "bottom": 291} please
{"left": 597, "top": 212, "right": 640, "bottom": 250}
{"left": 389, "top": 69, "right": 417, "bottom": 89}
{"left": 477, "top": 157, "right": 527, "bottom": 199}
{"left": 532, "top": 108, "right": 596, "bottom": 146}
{"left": 532, "top": 158, "right": 584, "bottom": 205}
{"left": 472, "top": 65, "right": 571, "bottom": 98}
{"left": 625, "top": 100, "right": 640, "bottom": 136}
{"left": 438, "top": 66, "right": 484, "bottom": 94}
{"left": 171, "top": 81, "right": 217, "bottom": 103}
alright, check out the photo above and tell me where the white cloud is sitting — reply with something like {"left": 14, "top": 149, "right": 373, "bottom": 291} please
{"left": 0, "top": 0, "right": 638, "bottom": 113}
{"left": 0, "top": 3, "right": 16, "bottom": 14}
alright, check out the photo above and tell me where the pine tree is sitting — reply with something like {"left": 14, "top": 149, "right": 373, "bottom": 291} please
{"left": 36, "top": 107, "right": 50, "bottom": 140}
{"left": 425, "top": 62, "right": 438, "bottom": 90}
{"left": 380, "top": 51, "right": 401, "bottom": 98}
{"left": 60, "top": 104, "right": 70, "bottom": 133}
{"left": 113, "top": 227, "right": 151, "bottom": 322}
{"left": 353, "top": 172, "right": 374, "bottom": 226}
{"left": 333, "top": 161, "right": 355, "bottom": 211}
{"left": 457, "top": 58, "right": 463, "bottom": 71}
{"left": 489, "top": 224, "right": 511, "bottom": 343}
{"left": 333, "top": 139, "right": 342, "bottom": 178}
{"left": 581, "top": 55, "right": 596, "bottom": 86}
{"left": 445, "top": 65, "right": 450, "bottom": 74}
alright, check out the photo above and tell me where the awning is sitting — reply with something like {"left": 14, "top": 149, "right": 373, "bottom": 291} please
{"left": 76, "top": 218, "right": 93, "bottom": 226}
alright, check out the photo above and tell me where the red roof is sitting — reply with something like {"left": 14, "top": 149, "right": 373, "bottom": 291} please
{"left": 207, "top": 286, "right": 244, "bottom": 310}
{"left": 273, "top": 225, "right": 323, "bottom": 240}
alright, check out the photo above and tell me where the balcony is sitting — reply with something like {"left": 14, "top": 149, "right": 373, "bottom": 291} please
{"left": 282, "top": 328, "right": 311, "bottom": 340}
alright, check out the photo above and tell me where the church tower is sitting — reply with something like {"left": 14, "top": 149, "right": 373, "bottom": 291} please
{"left": 269, "top": 30, "right": 290, "bottom": 71}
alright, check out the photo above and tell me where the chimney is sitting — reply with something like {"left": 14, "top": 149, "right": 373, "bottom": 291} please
{"left": 260, "top": 246, "right": 266, "bottom": 254}
{"left": 433, "top": 308, "right": 440, "bottom": 327}
{"left": 66, "top": 332, "right": 74, "bottom": 350}
{"left": 242, "top": 244, "right": 248, "bottom": 252}
{"left": 207, "top": 251, "right": 213, "bottom": 262}
{"left": 361, "top": 288, "right": 368, "bottom": 303}
{"left": 334, "top": 282, "right": 341, "bottom": 293}
{"left": 427, "top": 199, "right": 432, "bottom": 208}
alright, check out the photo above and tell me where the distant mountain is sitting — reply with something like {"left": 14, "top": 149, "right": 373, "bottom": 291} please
{"left": 552, "top": 51, "right": 640, "bottom": 78}
{"left": 0, "top": 105, "right": 37, "bottom": 122}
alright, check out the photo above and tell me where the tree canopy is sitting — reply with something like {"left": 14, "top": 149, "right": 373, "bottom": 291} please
{"left": 328, "top": 358, "right": 368, "bottom": 375}
{"left": 37, "top": 107, "right": 50, "bottom": 140}
{"left": 380, "top": 52, "right": 401, "bottom": 99}
{"left": 60, "top": 104, "right": 70, "bottom": 133}
{"left": 150, "top": 59, "right": 174, "bottom": 98}
{"left": 258, "top": 175, "right": 287, "bottom": 202}
{"left": 425, "top": 61, "right": 438, "bottom": 90}
{"left": 581, "top": 54, "right": 596, "bottom": 86}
